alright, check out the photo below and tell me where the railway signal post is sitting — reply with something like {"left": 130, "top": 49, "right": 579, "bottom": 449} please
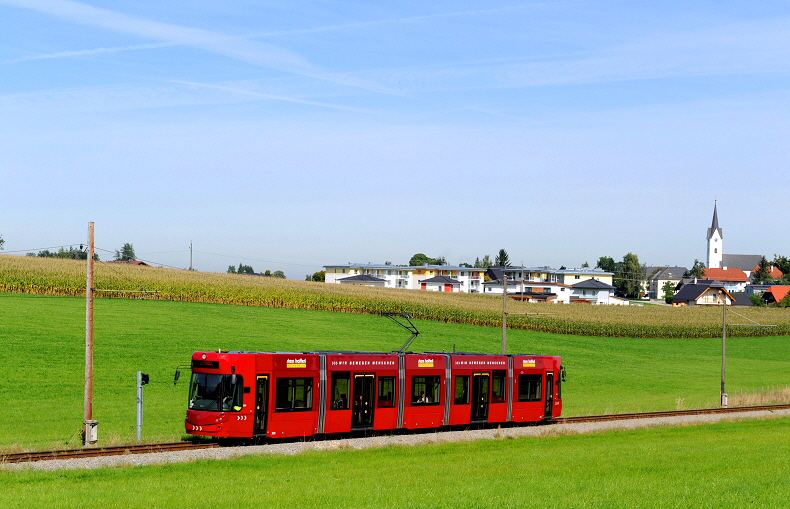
{"left": 137, "top": 371, "right": 150, "bottom": 440}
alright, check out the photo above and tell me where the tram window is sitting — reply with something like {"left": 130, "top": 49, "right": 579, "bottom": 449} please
{"left": 454, "top": 376, "right": 469, "bottom": 404}
{"left": 491, "top": 370, "right": 506, "bottom": 403}
{"left": 378, "top": 376, "right": 395, "bottom": 408}
{"left": 517, "top": 374, "right": 542, "bottom": 402}
{"left": 189, "top": 373, "right": 243, "bottom": 412}
{"left": 332, "top": 372, "right": 349, "bottom": 410}
{"left": 275, "top": 378, "right": 313, "bottom": 411}
{"left": 412, "top": 376, "right": 441, "bottom": 405}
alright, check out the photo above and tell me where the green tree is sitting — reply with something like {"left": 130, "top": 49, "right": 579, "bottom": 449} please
{"left": 581, "top": 261, "right": 589, "bottom": 268}
{"left": 595, "top": 256, "right": 616, "bottom": 273}
{"left": 615, "top": 252, "right": 644, "bottom": 298}
{"left": 683, "top": 259, "right": 706, "bottom": 279}
{"left": 114, "top": 243, "right": 136, "bottom": 261}
{"left": 749, "top": 295, "right": 765, "bottom": 307}
{"left": 409, "top": 253, "right": 446, "bottom": 266}
{"left": 480, "top": 255, "right": 492, "bottom": 268}
{"left": 777, "top": 293, "right": 790, "bottom": 308}
{"left": 494, "top": 249, "right": 510, "bottom": 267}
{"left": 308, "top": 270, "right": 325, "bottom": 282}
{"left": 772, "top": 254, "right": 790, "bottom": 278}
{"left": 271, "top": 270, "right": 286, "bottom": 279}
{"left": 409, "top": 253, "right": 430, "bottom": 266}
{"left": 227, "top": 265, "right": 237, "bottom": 274}
{"left": 752, "top": 256, "right": 772, "bottom": 284}
{"left": 0, "top": 234, "right": 4, "bottom": 250}
{"left": 662, "top": 281, "right": 676, "bottom": 304}
{"left": 237, "top": 264, "right": 254, "bottom": 274}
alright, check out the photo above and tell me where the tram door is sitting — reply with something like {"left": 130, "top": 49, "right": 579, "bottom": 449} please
{"left": 352, "top": 374, "right": 375, "bottom": 427}
{"left": 254, "top": 375, "right": 269, "bottom": 435}
{"left": 544, "top": 373, "right": 554, "bottom": 418}
{"left": 471, "top": 373, "right": 490, "bottom": 421}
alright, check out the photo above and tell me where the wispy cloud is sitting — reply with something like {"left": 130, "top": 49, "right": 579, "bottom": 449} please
{"left": 350, "top": 17, "right": 790, "bottom": 92}
{"left": 1, "top": 0, "right": 403, "bottom": 95}
{"left": 1, "top": 41, "right": 172, "bottom": 64}
{"left": 169, "top": 79, "right": 376, "bottom": 113}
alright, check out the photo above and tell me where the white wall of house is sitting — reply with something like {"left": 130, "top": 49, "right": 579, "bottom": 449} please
{"left": 570, "top": 287, "right": 626, "bottom": 305}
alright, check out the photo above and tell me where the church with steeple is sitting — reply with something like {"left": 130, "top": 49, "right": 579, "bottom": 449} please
{"left": 705, "top": 201, "right": 762, "bottom": 275}
{"left": 706, "top": 201, "right": 723, "bottom": 268}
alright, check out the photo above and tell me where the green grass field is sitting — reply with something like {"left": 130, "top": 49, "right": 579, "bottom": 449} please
{"left": 3, "top": 417, "right": 790, "bottom": 508}
{"left": 2, "top": 292, "right": 790, "bottom": 450}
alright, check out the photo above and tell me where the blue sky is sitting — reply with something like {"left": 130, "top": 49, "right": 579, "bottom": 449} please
{"left": 2, "top": 1, "right": 789, "bottom": 278}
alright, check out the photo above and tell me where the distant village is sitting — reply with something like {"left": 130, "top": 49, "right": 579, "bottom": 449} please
{"left": 323, "top": 203, "right": 790, "bottom": 307}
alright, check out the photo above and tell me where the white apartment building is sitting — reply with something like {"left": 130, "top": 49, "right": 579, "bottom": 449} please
{"left": 323, "top": 264, "right": 486, "bottom": 293}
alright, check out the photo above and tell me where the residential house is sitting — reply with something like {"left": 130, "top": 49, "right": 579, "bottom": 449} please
{"left": 335, "top": 274, "right": 386, "bottom": 287}
{"left": 702, "top": 267, "right": 750, "bottom": 292}
{"left": 763, "top": 286, "right": 790, "bottom": 305}
{"left": 749, "top": 265, "right": 783, "bottom": 283}
{"left": 570, "top": 278, "right": 628, "bottom": 305}
{"left": 672, "top": 280, "right": 734, "bottom": 306}
{"left": 646, "top": 266, "right": 688, "bottom": 299}
{"left": 324, "top": 263, "right": 485, "bottom": 293}
{"left": 418, "top": 275, "right": 461, "bottom": 292}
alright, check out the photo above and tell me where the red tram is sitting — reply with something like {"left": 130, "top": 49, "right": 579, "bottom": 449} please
{"left": 184, "top": 350, "right": 564, "bottom": 439}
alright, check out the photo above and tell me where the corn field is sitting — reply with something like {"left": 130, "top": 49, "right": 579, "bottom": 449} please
{"left": 2, "top": 254, "right": 790, "bottom": 338}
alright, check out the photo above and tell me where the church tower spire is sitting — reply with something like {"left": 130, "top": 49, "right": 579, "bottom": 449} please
{"left": 706, "top": 200, "right": 723, "bottom": 268}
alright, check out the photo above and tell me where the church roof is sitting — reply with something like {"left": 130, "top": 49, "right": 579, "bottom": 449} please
{"left": 721, "top": 254, "right": 763, "bottom": 272}
{"left": 707, "top": 202, "right": 723, "bottom": 240}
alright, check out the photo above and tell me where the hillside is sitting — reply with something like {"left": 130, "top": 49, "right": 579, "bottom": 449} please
{"left": 2, "top": 254, "right": 789, "bottom": 338}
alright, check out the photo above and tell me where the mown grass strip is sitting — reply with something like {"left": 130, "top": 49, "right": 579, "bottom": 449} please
{"left": 3, "top": 417, "right": 789, "bottom": 508}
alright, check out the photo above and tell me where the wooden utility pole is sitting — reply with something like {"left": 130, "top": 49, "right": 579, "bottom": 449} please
{"left": 189, "top": 241, "right": 193, "bottom": 271}
{"left": 84, "top": 222, "right": 96, "bottom": 444}
{"left": 721, "top": 290, "right": 727, "bottom": 407}
{"left": 501, "top": 274, "right": 508, "bottom": 355}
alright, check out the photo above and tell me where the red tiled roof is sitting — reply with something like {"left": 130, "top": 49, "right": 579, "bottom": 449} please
{"left": 765, "top": 286, "right": 790, "bottom": 302}
{"left": 702, "top": 267, "right": 748, "bottom": 282}
{"left": 751, "top": 265, "right": 784, "bottom": 279}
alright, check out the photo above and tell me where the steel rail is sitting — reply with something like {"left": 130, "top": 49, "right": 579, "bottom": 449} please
{"left": 551, "top": 404, "right": 790, "bottom": 425}
{"left": 1, "top": 441, "right": 219, "bottom": 465}
{"left": 4, "top": 404, "right": 789, "bottom": 465}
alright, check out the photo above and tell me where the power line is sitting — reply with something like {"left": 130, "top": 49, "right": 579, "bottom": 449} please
{"left": 193, "top": 249, "right": 321, "bottom": 268}
{"left": 2, "top": 244, "right": 85, "bottom": 254}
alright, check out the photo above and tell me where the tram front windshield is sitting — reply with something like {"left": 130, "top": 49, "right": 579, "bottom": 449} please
{"left": 188, "top": 372, "right": 244, "bottom": 411}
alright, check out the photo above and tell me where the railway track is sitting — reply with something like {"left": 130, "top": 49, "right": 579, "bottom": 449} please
{"left": 552, "top": 403, "right": 790, "bottom": 425}
{"left": 4, "top": 404, "right": 789, "bottom": 465}
{"left": 0, "top": 441, "right": 219, "bottom": 465}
